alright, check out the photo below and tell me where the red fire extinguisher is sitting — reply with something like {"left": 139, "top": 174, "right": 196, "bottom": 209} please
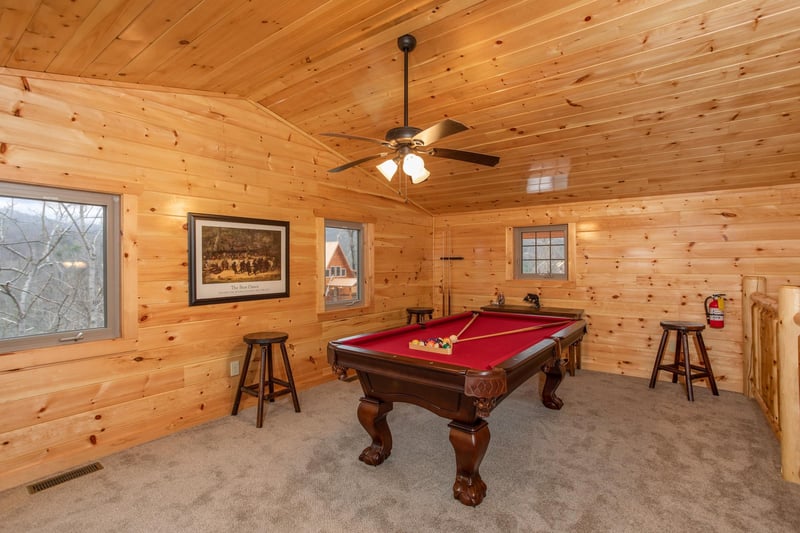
{"left": 704, "top": 294, "right": 725, "bottom": 328}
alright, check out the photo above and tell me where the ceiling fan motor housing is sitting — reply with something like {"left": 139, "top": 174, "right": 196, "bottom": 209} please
{"left": 386, "top": 126, "right": 422, "bottom": 144}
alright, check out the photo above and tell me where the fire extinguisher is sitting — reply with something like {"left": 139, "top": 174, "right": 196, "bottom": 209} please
{"left": 704, "top": 294, "right": 725, "bottom": 328}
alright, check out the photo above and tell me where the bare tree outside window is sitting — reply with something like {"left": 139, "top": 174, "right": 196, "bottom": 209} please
{"left": 0, "top": 183, "right": 119, "bottom": 352}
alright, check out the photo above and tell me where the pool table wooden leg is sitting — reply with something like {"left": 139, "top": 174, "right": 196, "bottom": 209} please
{"left": 448, "top": 419, "right": 489, "bottom": 507}
{"left": 357, "top": 397, "right": 393, "bottom": 466}
{"left": 541, "top": 358, "right": 565, "bottom": 410}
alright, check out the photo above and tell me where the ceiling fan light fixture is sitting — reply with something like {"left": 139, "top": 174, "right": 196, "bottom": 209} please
{"left": 376, "top": 158, "right": 398, "bottom": 181}
{"left": 402, "top": 153, "right": 429, "bottom": 183}
{"left": 410, "top": 168, "right": 430, "bottom": 184}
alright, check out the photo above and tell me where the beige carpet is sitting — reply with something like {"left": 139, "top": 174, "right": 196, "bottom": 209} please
{"left": 2, "top": 370, "right": 799, "bottom": 532}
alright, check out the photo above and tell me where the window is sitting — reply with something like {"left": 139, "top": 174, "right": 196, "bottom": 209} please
{"left": 0, "top": 182, "right": 120, "bottom": 352}
{"left": 513, "top": 224, "right": 568, "bottom": 280}
{"left": 324, "top": 219, "right": 364, "bottom": 310}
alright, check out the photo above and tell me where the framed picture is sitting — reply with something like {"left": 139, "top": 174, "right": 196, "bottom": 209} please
{"left": 188, "top": 213, "right": 289, "bottom": 305}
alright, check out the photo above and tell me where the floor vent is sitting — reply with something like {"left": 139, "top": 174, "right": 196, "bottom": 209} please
{"left": 26, "top": 462, "right": 104, "bottom": 494}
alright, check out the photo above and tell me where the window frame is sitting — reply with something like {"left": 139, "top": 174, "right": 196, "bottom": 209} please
{"left": 323, "top": 219, "right": 365, "bottom": 311}
{"left": 316, "top": 215, "right": 374, "bottom": 318}
{"left": 509, "top": 223, "right": 574, "bottom": 283}
{"left": 0, "top": 181, "right": 125, "bottom": 355}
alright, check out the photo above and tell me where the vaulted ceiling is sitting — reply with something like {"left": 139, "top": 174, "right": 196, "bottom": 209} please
{"left": 2, "top": 0, "right": 799, "bottom": 214}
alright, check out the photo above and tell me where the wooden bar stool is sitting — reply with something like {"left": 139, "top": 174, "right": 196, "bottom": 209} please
{"left": 406, "top": 306, "right": 434, "bottom": 324}
{"left": 231, "top": 332, "right": 301, "bottom": 427}
{"left": 648, "top": 321, "right": 720, "bottom": 401}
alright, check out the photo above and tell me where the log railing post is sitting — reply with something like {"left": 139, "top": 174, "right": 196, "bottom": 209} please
{"left": 743, "top": 276, "right": 766, "bottom": 397}
{"left": 778, "top": 285, "right": 800, "bottom": 483}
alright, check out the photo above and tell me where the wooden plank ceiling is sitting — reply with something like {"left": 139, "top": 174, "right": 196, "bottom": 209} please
{"left": 2, "top": 0, "right": 799, "bottom": 214}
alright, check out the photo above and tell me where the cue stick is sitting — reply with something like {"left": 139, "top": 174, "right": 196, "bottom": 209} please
{"left": 438, "top": 226, "right": 464, "bottom": 317}
{"left": 445, "top": 227, "right": 450, "bottom": 315}
{"left": 442, "top": 227, "right": 447, "bottom": 315}
{"left": 454, "top": 312, "right": 480, "bottom": 339}
{"left": 454, "top": 320, "right": 572, "bottom": 344}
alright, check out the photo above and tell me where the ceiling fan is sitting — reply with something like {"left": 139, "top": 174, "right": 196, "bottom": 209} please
{"left": 321, "top": 34, "right": 500, "bottom": 183}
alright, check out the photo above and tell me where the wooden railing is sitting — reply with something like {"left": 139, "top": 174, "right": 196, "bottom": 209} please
{"left": 743, "top": 277, "right": 800, "bottom": 484}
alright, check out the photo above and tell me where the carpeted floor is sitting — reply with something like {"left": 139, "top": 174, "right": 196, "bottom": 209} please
{"left": 2, "top": 370, "right": 799, "bottom": 532}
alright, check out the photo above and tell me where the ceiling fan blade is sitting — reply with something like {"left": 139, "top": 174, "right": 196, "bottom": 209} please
{"left": 428, "top": 147, "right": 500, "bottom": 167}
{"left": 320, "top": 132, "right": 389, "bottom": 146}
{"left": 412, "top": 119, "right": 469, "bottom": 146}
{"left": 328, "top": 153, "right": 388, "bottom": 173}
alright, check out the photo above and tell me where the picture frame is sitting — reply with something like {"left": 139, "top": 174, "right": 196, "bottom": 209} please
{"left": 188, "top": 213, "right": 289, "bottom": 305}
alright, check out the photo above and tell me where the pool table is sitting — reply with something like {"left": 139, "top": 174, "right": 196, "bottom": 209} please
{"left": 327, "top": 310, "right": 587, "bottom": 506}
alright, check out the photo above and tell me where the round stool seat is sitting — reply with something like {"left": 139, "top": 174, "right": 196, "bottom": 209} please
{"left": 406, "top": 307, "right": 434, "bottom": 324}
{"left": 659, "top": 321, "right": 704, "bottom": 332}
{"left": 244, "top": 331, "right": 288, "bottom": 344}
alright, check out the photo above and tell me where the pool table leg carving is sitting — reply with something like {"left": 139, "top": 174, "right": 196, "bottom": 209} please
{"left": 541, "top": 358, "right": 566, "bottom": 410}
{"left": 357, "top": 397, "right": 393, "bottom": 466}
{"left": 448, "top": 419, "right": 489, "bottom": 507}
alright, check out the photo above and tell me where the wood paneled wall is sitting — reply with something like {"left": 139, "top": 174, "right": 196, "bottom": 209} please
{"left": 2, "top": 68, "right": 798, "bottom": 494}
{"left": 0, "top": 71, "right": 434, "bottom": 491}
{"left": 433, "top": 185, "right": 800, "bottom": 393}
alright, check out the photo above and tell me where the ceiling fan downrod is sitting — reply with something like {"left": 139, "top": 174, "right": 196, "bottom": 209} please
{"left": 397, "top": 34, "right": 416, "bottom": 129}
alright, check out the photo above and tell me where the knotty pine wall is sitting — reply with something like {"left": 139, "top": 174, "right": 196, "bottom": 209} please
{"left": 2, "top": 69, "right": 799, "bottom": 494}
{"left": 433, "top": 184, "right": 800, "bottom": 393}
{"left": 0, "top": 71, "right": 434, "bottom": 491}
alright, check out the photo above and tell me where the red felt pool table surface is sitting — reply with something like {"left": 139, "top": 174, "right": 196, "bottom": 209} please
{"left": 340, "top": 311, "right": 578, "bottom": 370}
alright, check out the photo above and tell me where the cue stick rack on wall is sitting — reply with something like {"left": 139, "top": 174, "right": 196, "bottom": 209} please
{"left": 438, "top": 225, "right": 462, "bottom": 316}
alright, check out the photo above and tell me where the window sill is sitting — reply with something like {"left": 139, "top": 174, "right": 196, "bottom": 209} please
{"left": 317, "top": 304, "right": 375, "bottom": 322}
{"left": 507, "top": 278, "right": 577, "bottom": 289}
{"left": 0, "top": 337, "right": 138, "bottom": 372}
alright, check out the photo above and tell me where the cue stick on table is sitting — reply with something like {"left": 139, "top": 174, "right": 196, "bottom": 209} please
{"left": 454, "top": 320, "right": 572, "bottom": 343}
{"left": 453, "top": 312, "right": 480, "bottom": 339}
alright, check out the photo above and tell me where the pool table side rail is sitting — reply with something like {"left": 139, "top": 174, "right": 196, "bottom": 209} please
{"left": 328, "top": 336, "right": 563, "bottom": 400}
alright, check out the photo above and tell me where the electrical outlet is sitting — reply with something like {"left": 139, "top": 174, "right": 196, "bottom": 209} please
{"left": 230, "top": 360, "right": 240, "bottom": 376}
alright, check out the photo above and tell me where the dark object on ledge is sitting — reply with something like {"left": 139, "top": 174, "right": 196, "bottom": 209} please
{"left": 523, "top": 293, "right": 540, "bottom": 308}
{"left": 480, "top": 304, "right": 582, "bottom": 319}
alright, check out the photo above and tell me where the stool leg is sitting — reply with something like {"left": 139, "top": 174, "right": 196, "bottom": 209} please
{"left": 407, "top": 313, "right": 412, "bottom": 325}
{"left": 257, "top": 344, "right": 267, "bottom": 428}
{"left": 671, "top": 332, "right": 681, "bottom": 384}
{"left": 232, "top": 344, "right": 253, "bottom": 416}
{"left": 649, "top": 329, "right": 670, "bottom": 388}
{"left": 694, "top": 332, "right": 720, "bottom": 396}
{"left": 280, "top": 342, "right": 301, "bottom": 412}
{"left": 680, "top": 332, "right": 694, "bottom": 401}
{"left": 267, "top": 343, "right": 276, "bottom": 402}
